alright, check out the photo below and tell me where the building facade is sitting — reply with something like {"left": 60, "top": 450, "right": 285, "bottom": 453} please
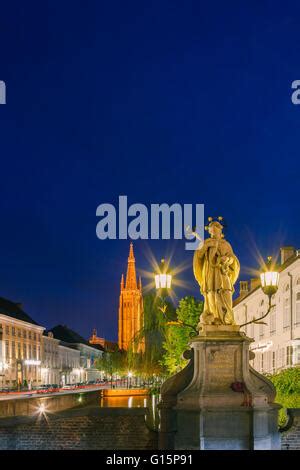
{"left": 41, "top": 332, "right": 60, "bottom": 385}
{"left": 58, "top": 344, "right": 81, "bottom": 385}
{"left": 0, "top": 297, "right": 45, "bottom": 389}
{"left": 234, "top": 246, "right": 300, "bottom": 375}
{"left": 118, "top": 243, "right": 144, "bottom": 352}
{"left": 49, "top": 325, "right": 103, "bottom": 383}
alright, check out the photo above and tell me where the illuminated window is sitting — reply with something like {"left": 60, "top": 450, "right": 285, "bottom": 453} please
{"left": 5, "top": 341, "right": 9, "bottom": 359}
{"left": 272, "top": 351, "right": 276, "bottom": 372}
{"left": 286, "top": 346, "right": 293, "bottom": 366}
{"left": 11, "top": 341, "right": 15, "bottom": 359}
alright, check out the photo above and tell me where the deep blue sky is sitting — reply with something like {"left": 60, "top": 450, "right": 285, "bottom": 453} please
{"left": 1, "top": 1, "right": 300, "bottom": 341}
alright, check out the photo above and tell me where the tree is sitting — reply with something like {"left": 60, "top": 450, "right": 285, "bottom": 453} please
{"left": 95, "top": 350, "right": 127, "bottom": 378}
{"left": 132, "top": 292, "right": 175, "bottom": 377}
{"left": 266, "top": 367, "right": 300, "bottom": 395}
{"left": 266, "top": 367, "right": 300, "bottom": 426}
{"left": 161, "top": 296, "right": 203, "bottom": 375}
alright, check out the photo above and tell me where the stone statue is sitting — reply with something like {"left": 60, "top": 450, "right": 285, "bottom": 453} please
{"left": 191, "top": 217, "right": 240, "bottom": 326}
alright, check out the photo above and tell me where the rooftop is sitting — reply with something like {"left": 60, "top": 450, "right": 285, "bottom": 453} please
{"left": 0, "top": 297, "right": 41, "bottom": 326}
{"left": 48, "top": 324, "right": 104, "bottom": 350}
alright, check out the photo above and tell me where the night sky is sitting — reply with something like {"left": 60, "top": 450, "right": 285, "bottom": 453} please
{"left": 1, "top": 1, "right": 300, "bottom": 341}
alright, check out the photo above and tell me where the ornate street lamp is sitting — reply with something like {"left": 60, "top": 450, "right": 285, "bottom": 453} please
{"left": 240, "top": 256, "right": 279, "bottom": 328}
{"left": 154, "top": 258, "right": 197, "bottom": 335}
{"left": 155, "top": 259, "right": 172, "bottom": 290}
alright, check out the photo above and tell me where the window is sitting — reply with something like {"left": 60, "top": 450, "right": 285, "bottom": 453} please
{"left": 28, "top": 331, "right": 31, "bottom": 340}
{"left": 5, "top": 325, "right": 9, "bottom": 335}
{"left": 296, "top": 292, "right": 300, "bottom": 325}
{"left": 287, "top": 346, "right": 293, "bottom": 366}
{"left": 11, "top": 341, "right": 15, "bottom": 359}
{"left": 17, "top": 329, "right": 21, "bottom": 338}
{"left": 270, "top": 308, "right": 276, "bottom": 334}
{"left": 23, "top": 330, "right": 26, "bottom": 339}
{"left": 283, "top": 298, "right": 290, "bottom": 328}
{"left": 296, "top": 346, "right": 300, "bottom": 365}
{"left": 33, "top": 345, "right": 36, "bottom": 359}
{"left": 12, "top": 327, "right": 15, "bottom": 336}
{"left": 5, "top": 341, "right": 9, "bottom": 360}
{"left": 261, "top": 353, "right": 264, "bottom": 372}
{"left": 272, "top": 351, "right": 276, "bottom": 371}
{"left": 17, "top": 343, "right": 21, "bottom": 359}
{"left": 29, "top": 344, "right": 32, "bottom": 358}
{"left": 23, "top": 343, "right": 27, "bottom": 359}
{"left": 296, "top": 277, "right": 300, "bottom": 286}
{"left": 33, "top": 332, "right": 36, "bottom": 341}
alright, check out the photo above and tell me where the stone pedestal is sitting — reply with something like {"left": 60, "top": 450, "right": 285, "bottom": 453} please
{"left": 159, "top": 326, "right": 281, "bottom": 450}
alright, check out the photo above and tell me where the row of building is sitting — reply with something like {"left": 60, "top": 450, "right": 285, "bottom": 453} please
{"left": 234, "top": 246, "right": 300, "bottom": 375}
{"left": 0, "top": 242, "right": 142, "bottom": 390}
{"left": 0, "top": 297, "right": 109, "bottom": 389}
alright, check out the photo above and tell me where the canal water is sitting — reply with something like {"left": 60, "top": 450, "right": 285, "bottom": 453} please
{"left": 99, "top": 394, "right": 160, "bottom": 431}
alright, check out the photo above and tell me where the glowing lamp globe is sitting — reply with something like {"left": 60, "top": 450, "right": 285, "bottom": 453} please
{"left": 154, "top": 259, "right": 172, "bottom": 290}
{"left": 260, "top": 258, "right": 279, "bottom": 297}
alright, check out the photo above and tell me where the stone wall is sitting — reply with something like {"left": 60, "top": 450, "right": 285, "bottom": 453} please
{"left": 0, "top": 406, "right": 158, "bottom": 450}
{"left": 281, "top": 409, "right": 300, "bottom": 450}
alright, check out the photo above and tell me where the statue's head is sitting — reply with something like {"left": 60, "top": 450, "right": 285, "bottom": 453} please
{"left": 205, "top": 216, "right": 225, "bottom": 239}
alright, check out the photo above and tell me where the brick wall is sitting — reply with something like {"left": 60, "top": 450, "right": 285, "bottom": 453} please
{"left": 0, "top": 407, "right": 158, "bottom": 450}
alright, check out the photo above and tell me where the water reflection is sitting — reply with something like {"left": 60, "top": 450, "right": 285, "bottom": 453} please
{"left": 99, "top": 394, "right": 160, "bottom": 431}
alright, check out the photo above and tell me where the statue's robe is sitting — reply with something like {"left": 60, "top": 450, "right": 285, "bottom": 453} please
{"left": 193, "top": 238, "right": 240, "bottom": 324}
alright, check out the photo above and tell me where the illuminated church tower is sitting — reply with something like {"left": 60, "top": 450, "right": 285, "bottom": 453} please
{"left": 118, "top": 243, "right": 144, "bottom": 352}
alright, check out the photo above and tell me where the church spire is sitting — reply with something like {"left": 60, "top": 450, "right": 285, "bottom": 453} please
{"left": 120, "top": 274, "right": 124, "bottom": 290}
{"left": 125, "top": 242, "right": 137, "bottom": 289}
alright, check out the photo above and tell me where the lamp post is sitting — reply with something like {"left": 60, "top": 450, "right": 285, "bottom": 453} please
{"left": 240, "top": 256, "right": 279, "bottom": 328}
{"left": 154, "top": 258, "right": 197, "bottom": 335}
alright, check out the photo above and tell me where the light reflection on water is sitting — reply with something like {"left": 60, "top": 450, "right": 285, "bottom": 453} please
{"left": 99, "top": 394, "right": 160, "bottom": 430}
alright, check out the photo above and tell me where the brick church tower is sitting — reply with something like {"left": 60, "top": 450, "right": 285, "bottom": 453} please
{"left": 118, "top": 243, "right": 144, "bottom": 352}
